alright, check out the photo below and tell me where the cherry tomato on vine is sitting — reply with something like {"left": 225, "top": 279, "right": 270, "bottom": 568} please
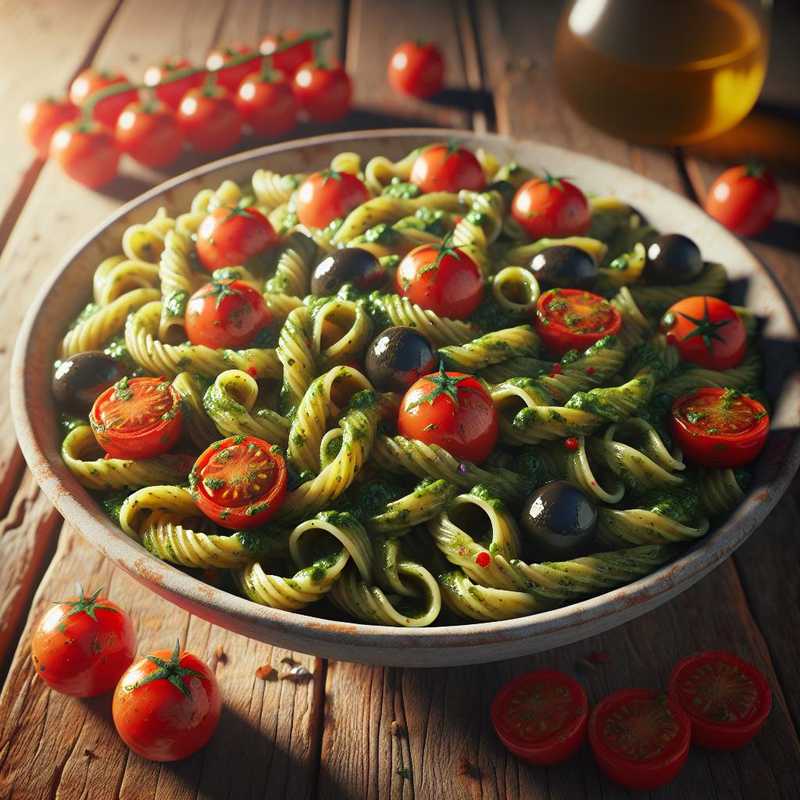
{"left": 388, "top": 41, "right": 445, "bottom": 99}
{"left": 512, "top": 176, "right": 591, "bottom": 239}
{"left": 50, "top": 121, "right": 120, "bottom": 188}
{"left": 409, "top": 143, "right": 486, "bottom": 193}
{"left": 143, "top": 57, "right": 203, "bottom": 111}
{"left": 235, "top": 71, "right": 297, "bottom": 137}
{"left": 19, "top": 97, "right": 79, "bottom": 159}
{"left": 177, "top": 85, "right": 242, "bottom": 154}
{"left": 112, "top": 641, "right": 221, "bottom": 762}
{"left": 115, "top": 100, "right": 184, "bottom": 168}
{"left": 296, "top": 170, "right": 370, "bottom": 229}
{"left": 292, "top": 63, "right": 352, "bottom": 122}
{"left": 260, "top": 30, "right": 314, "bottom": 78}
{"left": 69, "top": 68, "right": 138, "bottom": 128}
{"left": 196, "top": 206, "right": 278, "bottom": 271}
{"left": 31, "top": 586, "right": 136, "bottom": 697}
{"left": 705, "top": 164, "right": 779, "bottom": 237}
{"left": 205, "top": 43, "right": 257, "bottom": 92}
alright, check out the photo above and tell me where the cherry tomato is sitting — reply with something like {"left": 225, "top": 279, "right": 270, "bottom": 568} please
{"left": 115, "top": 100, "right": 184, "bottom": 168}
{"left": 90, "top": 376, "right": 183, "bottom": 459}
{"left": 396, "top": 242, "right": 484, "bottom": 319}
{"left": 19, "top": 97, "right": 79, "bottom": 159}
{"left": 409, "top": 143, "right": 486, "bottom": 193}
{"left": 589, "top": 688, "right": 691, "bottom": 791}
{"left": 260, "top": 30, "right": 314, "bottom": 78}
{"left": 388, "top": 41, "right": 445, "bottom": 99}
{"left": 196, "top": 206, "right": 278, "bottom": 271}
{"left": 143, "top": 57, "right": 203, "bottom": 111}
{"left": 669, "top": 650, "right": 772, "bottom": 750}
{"left": 69, "top": 68, "right": 138, "bottom": 128}
{"left": 661, "top": 296, "right": 746, "bottom": 370}
{"left": 296, "top": 170, "right": 370, "bottom": 229}
{"left": 205, "top": 43, "right": 257, "bottom": 92}
{"left": 512, "top": 176, "right": 591, "bottom": 239}
{"left": 292, "top": 63, "right": 352, "bottom": 122}
{"left": 191, "top": 435, "right": 288, "bottom": 529}
{"left": 50, "top": 121, "right": 120, "bottom": 188}
{"left": 491, "top": 669, "right": 588, "bottom": 765}
{"left": 31, "top": 586, "right": 136, "bottom": 697}
{"left": 235, "top": 71, "right": 297, "bottom": 137}
{"left": 185, "top": 279, "right": 272, "bottom": 349}
{"left": 534, "top": 288, "right": 621, "bottom": 356}
{"left": 705, "top": 164, "right": 780, "bottom": 237}
{"left": 671, "top": 388, "right": 769, "bottom": 468}
{"left": 398, "top": 366, "right": 498, "bottom": 463}
{"left": 112, "top": 642, "right": 221, "bottom": 762}
{"left": 177, "top": 85, "right": 242, "bottom": 154}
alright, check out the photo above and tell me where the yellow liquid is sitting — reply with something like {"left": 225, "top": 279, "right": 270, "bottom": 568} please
{"left": 555, "top": 0, "right": 769, "bottom": 145}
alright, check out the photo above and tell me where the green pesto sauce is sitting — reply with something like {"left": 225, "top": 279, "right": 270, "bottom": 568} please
{"left": 336, "top": 479, "right": 409, "bottom": 522}
{"left": 67, "top": 301, "right": 100, "bottom": 332}
{"left": 469, "top": 484, "right": 504, "bottom": 510}
{"left": 643, "top": 488, "right": 700, "bottom": 526}
{"left": 382, "top": 178, "right": 420, "bottom": 199}
{"left": 98, "top": 491, "right": 129, "bottom": 525}
{"left": 471, "top": 297, "right": 519, "bottom": 333}
{"left": 164, "top": 290, "right": 189, "bottom": 319}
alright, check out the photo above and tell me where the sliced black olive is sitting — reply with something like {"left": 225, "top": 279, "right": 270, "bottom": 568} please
{"left": 365, "top": 327, "right": 437, "bottom": 392}
{"left": 643, "top": 234, "right": 703, "bottom": 285}
{"left": 310, "top": 247, "right": 386, "bottom": 296}
{"left": 528, "top": 245, "right": 598, "bottom": 290}
{"left": 520, "top": 480, "right": 597, "bottom": 559}
{"left": 52, "top": 351, "right": 125, "bottom": 414}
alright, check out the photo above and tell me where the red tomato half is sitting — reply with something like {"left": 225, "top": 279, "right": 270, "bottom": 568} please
{"left": 115, "top": 100, "right": 184, "bottom": 168}
{"left": 398, "top": 367, "right": 498, "bottom": 463}
{"left": 705, "top": 164, "right": 779, "bottom": 237}
{"left": 491, "top": 669, "right": 588, "bottom": 765}
{"left": 671, "top": 388, "right": 769, "bottom": 468}
{"left": 19, "top": 97, "right": 79, "bottom": 159}
{"left": 113, "top": 643, "right": 221, "bottom": 762}
{"left": 535, "top": 288, "right": 621, "bottom": 356}
{"left": 512, "top": 176, "right": 591, "bottom": 239}
{"left": 31, "top": 587, "right": 136, "bottom": 697}
{"left": 296, "top": 170, "right": 370, "bottom": 229}
{"left": 69, "top": 68, "right": 138, "bottom": 128}
{"left": 260, "top": 30, "right": 314, "bottom": 77}
{"left": 292, "top": 64, "right": 352, "bottom": 122}
{"left": 50, "top": 122, "right": 120, "bottom": 188}
{"left": 410, "top": 143, "right": 486, "bottom": 193}
{"left": 196, "top": 206, "right": 278, "bottom": 270}
{"left": 177, "top": 86, "right": 242, "bottom": 154}
{"left": 589, "top": 688, "right": 691, "bottom": 791}
{"left": 206, "top": 43, "right": 257, "bottom": 92}
{"left": 669, "top": 651, "right": 772, "bottom": 750}
{"left": 143, "top": 57, "right": 203, "bottom": 110}
{"left": 388, "top": 41, "right": 445, "bottom": 99}
{"left": 90, "top": 376, "right": 183, "bottom": 459}
{"left": 236, "top": 71, "right": 297, "bottom": 137}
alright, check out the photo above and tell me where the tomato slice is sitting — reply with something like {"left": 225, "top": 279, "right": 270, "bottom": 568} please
{"left": 90, "top": 377, "right": 183, "bottom": 459}
{"left": 491, "top": 669, "right": 588, "bottom": 765}
{"left": 671, "top": 388, "right": 769, "bottom": 468}
{"left": 589, "top": 688, "right": 691, "bottom": 791}
{"left": 534, "top": 288, "right": 621, "bottom": 356}
{"left": 191, "top": 435, "right": 287, "bottom": 530}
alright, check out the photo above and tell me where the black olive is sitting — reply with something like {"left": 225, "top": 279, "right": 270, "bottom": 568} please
{"left": 643, "top": 234, "right": 703, "bottom": 285}
{"left": 52, "top": 351, "right": 125, "bottom": 414}
{"left": 520, "top": 480, "right": 597, "bottom": 559}
{"left": 528, "top": 246, "right": 598, "bottom": 290}
{"left": 310, "top": 247, "right": 386, "bottom": 296}
{"left": 365, "top": 327, "right": 437, "bottom": 392}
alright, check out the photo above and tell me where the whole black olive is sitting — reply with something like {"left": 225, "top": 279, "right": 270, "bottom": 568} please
{"left": 52, "top": 351, "right": 125, "bottom": 414}
{"left": 520, "top": 480, "right": 597, "bottom": 559}
{"left": 310, "top": 247, "right": 386, "bottom": 296}
{"left": 365, "top": 327, "right": 437, "bottom": 392}
{"left": 643, "top": 234, "right": 703, "bottom": 285}
{"left": 528, "top": 246, "right": 598, "bottom": 290}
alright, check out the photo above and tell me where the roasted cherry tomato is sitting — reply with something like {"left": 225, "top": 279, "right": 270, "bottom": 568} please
{"left": 661, "top": 296, "right": 746, "bottom": 370}
{"left": 205, "top": 43, "right": 257, "bottom": 92}
{"left": 398, "top": 366, "right": 498, "bottom": 463}
{"left": 388, "top": 41, "right": 445, "bottom": 99}
{"left": 705, "top": 164, "right": 780, "bottom": 237}
{"left": 50, "top": 121, "right": 120, "bottom": 188}
{"left": 196, "top": 206, "right": 278, "bottom": 271}
{"left": 143, "top": 57, "right": 203, "bottom": 111}
{"left": 669, "top": 650, "right": 772, "bottom": 750}
{"left": 491, "top": 669, "right": 589, "bottom": 765}
{"left": 90, "top": 376, "right": 183, "bottom": 459}
{"left": 191, "top": 435, "right": 288, "bottom": 529}
{"left": 115, "top": 100, "right": 184, "bottom": 168}
{"left": 185, "top": 279, "right": 272, "bottom": 349}
{"left": 410, "top": 143, "right": 486, "bottom": 193}
{"left": 671, "top": 388, "right": 769, "bottom": 468}
{"left": 589, "top": 688, "right": 691, "bottom": 791}
{"left": 19, "top": 97, "right": 79, "bottom": 159}
{"left": 112, "top": 641, "right": 221, "bottom": 762}
{"left": 512, "top": 176, "right": 591, "bottom": 239}
{"left": 69, "top": 68, "right": 138, "bottom": 128}
{"left": 31, "top": 586, "right": 136, "bottom": 697}
{"left": 534, "top": 288, "right": 621, "bottom": 356}
{"left": 259, "top": 30, "right": 314, "bottom": 78}
{"left": 292, "top": 62, "right": 352, "bottom": 122}
{"left": 235, "top": 70, "right": 297, "bottom": 137}
{"left": 296, "top": 169, "right": 370, "bottom": 229}
{"left": 177, "top": 85, "right": 242, "bottom": 154}
{"left": 396, "top": 241, "right": 484, "bottom": 320}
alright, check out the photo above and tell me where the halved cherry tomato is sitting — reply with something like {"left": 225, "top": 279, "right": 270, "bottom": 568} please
{"left": 185, "top": 279, "right": 272, "bottom": 349}
{"left": 115, "top": 100, "right": 184, "bottom": 168}
{"left": 69, "top": 68, "right": 138, "bottom": 128}
{"left": 296, "top": 170, "right": 370, "bottom": 229}
{"left": 534, "top": 288, "right": 621, "bottom": 356}
{"left": 90, "top": 376, "right": 183, "bottom": 459}
{"left": 143, "top": 57, "right": 203, "bottom": 111}
{"left": 491, "top": 669, "right": 588, "bottom": 765}
{"left": 191, "top": 435, "right": 288, "bottom": 529}
{"left": 396, "top": 241, "right": 484, "bottom": 319}
{"left": 31, "top": 586, "right": 136, "bottom": 697}
{"left": 388, "top": 41, "right": 445, "bottom": 99}
{"left": 177, "top": 85, "right": 242, "bottom": 154}
{"left": 589, "top": 688, "right": 691, "bottom": 791}
{"left": 112, "top": 642, "right": 221, "bottom": 762}
{"left": 398, "top": 366, "right": 498, "bottom": 463}
{"left": 196, "top": 206, "right": 278, "bottom": 271}
{"left": 292, "top": 63, "right": 352, "bottom": 122}
{"left": 50, "top": 121, "right": 120, "bottom": 188}
{"left": 205, "top": 43, "right": 257, "bottom": 92}
{"left": 19, "top": 97, "right": 79, "bottom": 159}
{"left": 661, "top": 295, "right": 746, "bottom": 370}
{"left": 235, "top": 70, "right": 297, "bottom": 137}
{"left": 705, "top": 164, "right": 779, "bottom": 237}
{"left": 260, "top": 30, "right": 314, "bottom": 78}
{"left": 671, "top": 388, "right": 769, "bottom": 468}
{"left": 512, "top": 176, "right": 591, "bottom": 239}
{"left": 669, "top": 650, "right": 772, "bottom": 750}
{"left": 409, "top": 143, "right": 486, "bottom": 193}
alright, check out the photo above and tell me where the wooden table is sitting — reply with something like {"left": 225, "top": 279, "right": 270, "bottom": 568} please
{"left": 1, "top": 1, "right": 799, "bottom": 797}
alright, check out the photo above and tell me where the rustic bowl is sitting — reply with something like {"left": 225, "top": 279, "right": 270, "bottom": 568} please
{"left": 12, "top": 130, "right": 800, "bottom": 667}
